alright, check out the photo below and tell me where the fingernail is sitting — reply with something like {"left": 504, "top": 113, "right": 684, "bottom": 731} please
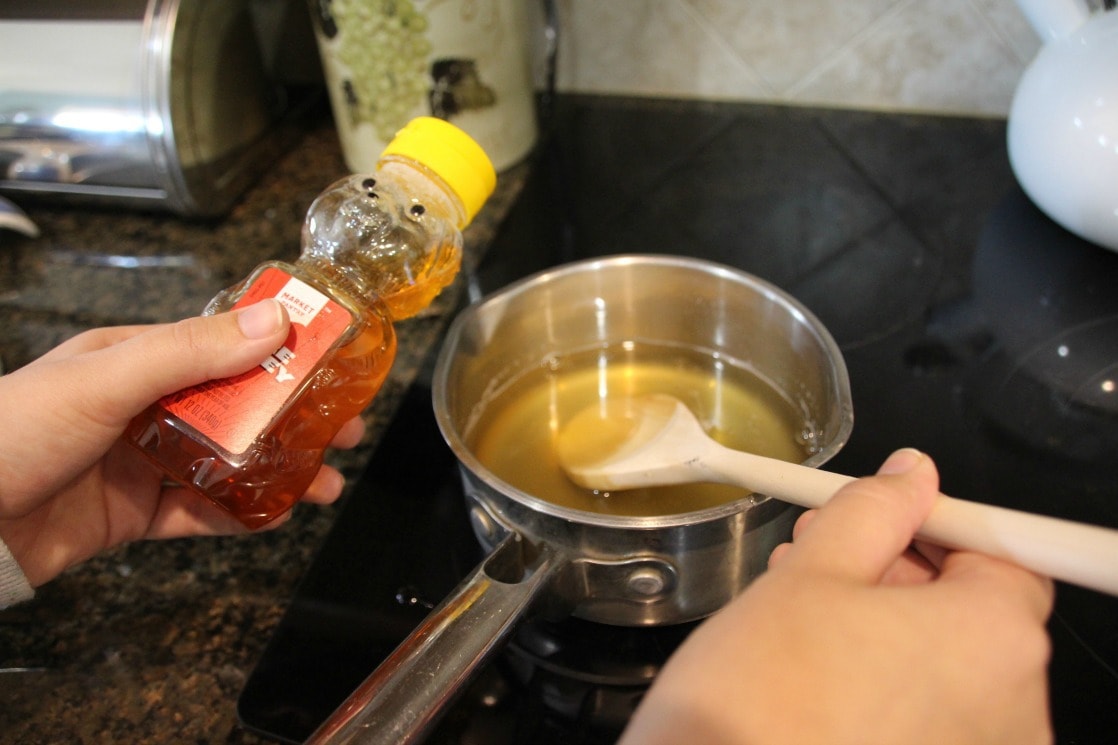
{"left": 878, "top": 447, "right": 925, "bottom": 475}
{"left": 237, "top": 299, "right": 285, "bottom": 339}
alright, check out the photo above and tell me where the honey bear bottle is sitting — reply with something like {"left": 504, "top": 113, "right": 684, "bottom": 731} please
{"left": 127, "top": 117, "right": 495, "bottom": 528}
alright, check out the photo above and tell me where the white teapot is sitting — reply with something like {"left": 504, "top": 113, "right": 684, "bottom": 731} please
{"left": 1008, "top": 0, "right": 1118, "bottom": 253}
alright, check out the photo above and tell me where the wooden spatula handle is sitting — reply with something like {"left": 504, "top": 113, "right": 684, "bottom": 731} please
{"left": 714, "top": 448, "right": 1118, "bottom": 596}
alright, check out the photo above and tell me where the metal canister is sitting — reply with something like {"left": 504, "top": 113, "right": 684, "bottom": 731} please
{"left": 0, "top": 0, "right": 320, "bottom": 216}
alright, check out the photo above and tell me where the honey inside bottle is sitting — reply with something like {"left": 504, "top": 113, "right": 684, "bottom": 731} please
{"left": 126, "top": 118, "right": 495, "bottom": 528}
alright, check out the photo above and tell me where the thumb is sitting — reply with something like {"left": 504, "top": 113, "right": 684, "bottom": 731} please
{"left": 80, "top": 299, "right": 290, "bottom": 425}
{"left": 774, "top": 448, "right": 940, "bottom": 584}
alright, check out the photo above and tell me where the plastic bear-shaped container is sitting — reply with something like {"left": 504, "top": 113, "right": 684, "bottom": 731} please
{"left": 128, "top": 117, "right": 495, "bottom": 527}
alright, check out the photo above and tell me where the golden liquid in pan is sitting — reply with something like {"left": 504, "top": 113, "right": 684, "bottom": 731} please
{"left": 468, "top": 343, "right": 808, "bottom": 517}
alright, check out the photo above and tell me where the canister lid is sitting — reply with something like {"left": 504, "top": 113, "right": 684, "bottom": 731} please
{"left": 379, "top": 117, "right": 496, "bottom": 227}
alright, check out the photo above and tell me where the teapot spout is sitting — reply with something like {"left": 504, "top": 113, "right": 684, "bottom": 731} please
{"left": 1016, "top": 0, "right": 1092, "bottom": 41}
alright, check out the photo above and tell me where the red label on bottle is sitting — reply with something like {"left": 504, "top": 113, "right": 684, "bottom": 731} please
{"left": 161, "top": 267, "right": 354, "bottom": 455}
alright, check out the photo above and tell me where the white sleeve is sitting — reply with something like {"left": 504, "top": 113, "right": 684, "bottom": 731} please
{"left": 0, "top": 535, "right": 34, "bottom": 608}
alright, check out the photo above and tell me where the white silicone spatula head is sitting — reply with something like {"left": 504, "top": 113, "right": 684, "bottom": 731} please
{"left": 557, "top": 393, "right": 730, "bottom": 491}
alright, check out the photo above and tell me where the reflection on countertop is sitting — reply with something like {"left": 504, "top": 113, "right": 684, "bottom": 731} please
{"left": 0, "top": 113, "right": 526, "bottom": 744}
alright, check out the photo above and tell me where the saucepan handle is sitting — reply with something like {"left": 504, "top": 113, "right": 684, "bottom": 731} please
{"left": 305, "top": 532, "right": 563, "bottom": 745}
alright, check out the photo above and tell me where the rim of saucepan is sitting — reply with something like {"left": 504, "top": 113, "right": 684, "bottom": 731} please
{"left": 432, "top": 254, "right": 854, "bottom": 530}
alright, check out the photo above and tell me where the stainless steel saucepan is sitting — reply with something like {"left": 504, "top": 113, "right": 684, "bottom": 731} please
{"left": 307, "top": 255, "right": 854, "bottom": 745}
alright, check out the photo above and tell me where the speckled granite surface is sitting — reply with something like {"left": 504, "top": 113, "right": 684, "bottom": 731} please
{"left": 0, "top": 114, "right": 527, "bottom": 744}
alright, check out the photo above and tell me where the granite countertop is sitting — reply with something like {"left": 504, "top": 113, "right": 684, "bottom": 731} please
{"left": 0, "top": 114, "right": 526, "bottom": 744}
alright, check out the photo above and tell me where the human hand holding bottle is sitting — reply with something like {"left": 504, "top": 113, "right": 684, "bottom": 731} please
{"left": 0, "top": 299, "right": 363, "bottom": 591}
{"left": 620, "top": 449, "right": 1055, "bottom": 745}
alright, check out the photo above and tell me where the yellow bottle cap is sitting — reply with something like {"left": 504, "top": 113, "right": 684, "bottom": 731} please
{"left": 378, "top": 117, "right": 497, "bottom": 227}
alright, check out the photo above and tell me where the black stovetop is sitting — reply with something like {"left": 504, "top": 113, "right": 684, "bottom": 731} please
{"left": 238, "top": 96, "right": 1118, "bottom": 744}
